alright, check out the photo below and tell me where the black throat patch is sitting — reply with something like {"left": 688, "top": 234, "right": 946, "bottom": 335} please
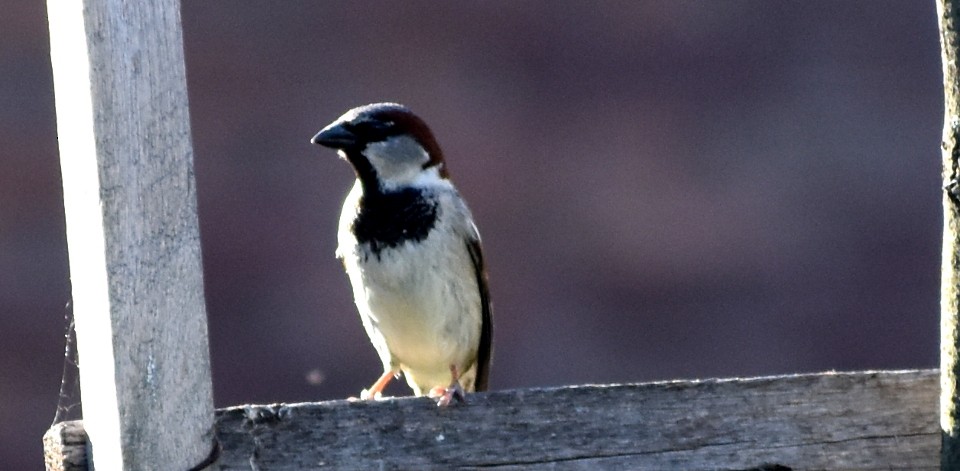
{"left": 353, "top": 187, "right": 439, "bottom": 257}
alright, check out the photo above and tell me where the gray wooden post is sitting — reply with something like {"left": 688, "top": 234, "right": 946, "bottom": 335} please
{"left": 47, "top": 0, "right": 216, "bottom": 469}
{"left": 941, "top": 0, "right": 960, "bottom": 468}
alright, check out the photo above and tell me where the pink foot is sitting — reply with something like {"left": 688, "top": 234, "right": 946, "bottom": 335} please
{"left": 359, "top": 370, "right": 395, "bottom": 400}
{"left": 430, "top": 365, "right": 466, "bottom": 407}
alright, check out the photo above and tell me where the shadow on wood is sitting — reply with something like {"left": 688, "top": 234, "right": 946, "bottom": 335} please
{"left": 44, "top": 369, "right": 937, "bottom": 470}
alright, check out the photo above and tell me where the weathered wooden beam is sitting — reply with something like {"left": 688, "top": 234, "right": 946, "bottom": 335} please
{"left": 45, "top": 370, "right": 938, "bottom": 470}
{"left": 940, "top": 0, "right": 960, "bottom": 468}
{"left": 43, "top": 422, "right": 88, "bottom": 471}
{"left": 45, "top": 0, "right": 215, "bottom": 469}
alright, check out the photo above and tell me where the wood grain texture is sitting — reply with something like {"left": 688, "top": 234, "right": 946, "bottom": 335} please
{"left": 43, "top": 422, "right": 88, "bottom": 471}
{"left": 214, "top": 369, "right": 935, "bottom": 470}
{"left": 939, "top": 0, "right": 960, "bottom": 466}
{"left": 43, "top": 370, "right": 939, "bottom": 470}
{"left": 47, "top": 0, "right": 215, "bottom": 469}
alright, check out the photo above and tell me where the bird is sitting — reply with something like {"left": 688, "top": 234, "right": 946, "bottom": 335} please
{"left": 311, "top": 103, "right": 492, "bottom": 406}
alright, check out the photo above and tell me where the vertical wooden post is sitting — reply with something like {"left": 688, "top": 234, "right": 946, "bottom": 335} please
{"left": 941, "top": 0, "right": 960, "bottom": 468}
{"left": 47, "top": 1, "right": 216, "bottom": 469}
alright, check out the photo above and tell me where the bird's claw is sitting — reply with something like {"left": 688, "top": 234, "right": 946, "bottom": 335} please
{"left": 436, "top": 386, "right": 465, "bottom": 407}
{"left": 430, "top": 381, "right": 466, "bottom": 407}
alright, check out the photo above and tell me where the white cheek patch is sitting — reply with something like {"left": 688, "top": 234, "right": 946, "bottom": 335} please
{"left": 366, "top": 136, "right": 432, "bottom": 186}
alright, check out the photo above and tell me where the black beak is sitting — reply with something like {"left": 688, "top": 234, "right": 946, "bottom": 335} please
{"left": 311, "top": 123, "right": 357, "bottom": 149}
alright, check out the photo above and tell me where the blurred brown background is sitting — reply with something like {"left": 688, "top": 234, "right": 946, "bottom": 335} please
{"left": 1, "top": 1, "right": 942, "bottom": 468}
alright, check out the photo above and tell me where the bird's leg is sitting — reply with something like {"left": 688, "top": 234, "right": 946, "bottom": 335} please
{"left": 432, "top": 365, "right": 466, "bottom": 407}
{"left": 360, "top": 370, "right": 395, "bottom": 400}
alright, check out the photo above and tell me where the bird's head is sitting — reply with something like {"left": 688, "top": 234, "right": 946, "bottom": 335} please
{"left": 312, "top": 103, "right": 448, "bottom": 192}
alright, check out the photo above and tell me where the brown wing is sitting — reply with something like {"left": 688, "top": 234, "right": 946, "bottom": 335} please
{"left": 466, "top": 237, "right": 493, "bottom": 391}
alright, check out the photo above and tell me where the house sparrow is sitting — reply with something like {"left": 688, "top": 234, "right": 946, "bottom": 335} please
{"left": 311, "top": 103, "right": 492, "bottom": 406}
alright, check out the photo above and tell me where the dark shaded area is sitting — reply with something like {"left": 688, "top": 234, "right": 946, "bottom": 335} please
{"left": 1, "top": 2, "right": 941, "bottom": 468}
